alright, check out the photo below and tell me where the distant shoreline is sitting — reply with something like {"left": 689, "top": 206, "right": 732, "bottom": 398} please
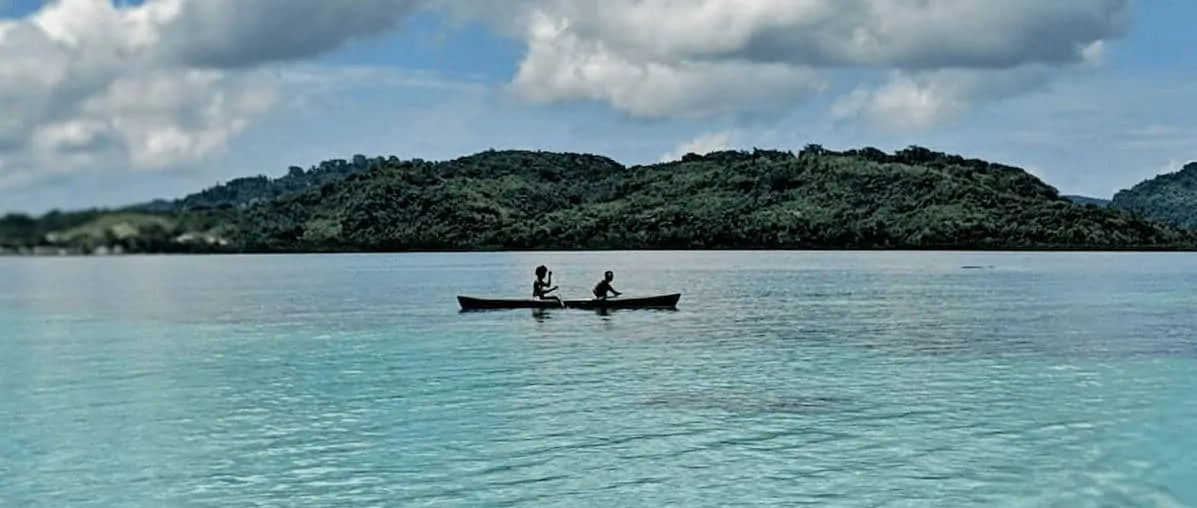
{"left": 5, "top": 147, "right": 1197, "bottom": 255}
{"left": 5, "top": 245, "right": 1197, "bottom": 258}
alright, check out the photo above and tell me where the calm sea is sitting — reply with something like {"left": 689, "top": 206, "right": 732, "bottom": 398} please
{"left": 2, "top": 251, "right": 1195, "bottom": 506}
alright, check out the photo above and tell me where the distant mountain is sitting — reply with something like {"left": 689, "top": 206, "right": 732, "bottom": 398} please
{"left": 1064, "top": 195, "right": 1110, "bottom": 207}
{"left": 5, "top": 146, "right": 1196, "bottom": 254}
{"left": 217, "top": 145, "right": 1195, "bottom": 252}
{"left": 127, "top": 154, "right": 389, "bottom": 212}
{"left": 1110, "top": 162, "right": 1197, "bottom": 230}
{"left": 2, "top": 154, "right": 386, "bottom": 253}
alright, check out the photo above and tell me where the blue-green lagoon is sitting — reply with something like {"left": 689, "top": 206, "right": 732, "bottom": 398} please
{"left": 2, "top": 251, "right": 1195, "bottom": 506}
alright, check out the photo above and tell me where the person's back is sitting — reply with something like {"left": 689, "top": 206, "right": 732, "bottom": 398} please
{"left": 592, "top": 280, "right": 609, "bottom": 298}
{"left": 593, "top": 270, "right": 621, "bottom": 299}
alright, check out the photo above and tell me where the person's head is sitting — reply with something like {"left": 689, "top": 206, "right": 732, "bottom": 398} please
{"left": 604, "top": 270, "right": 614, "bottom": 282}
{"left": 535, "top": 265, "right": 548, "bottom": 279}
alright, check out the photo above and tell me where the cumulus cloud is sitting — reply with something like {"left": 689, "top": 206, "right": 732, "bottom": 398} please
{"left": 831, "top": 66, "right": 1055, "bottom": 131}
{"left": 509, "top": 11, "right": 826, "bottom": 119}
{"left": 0, "top": 1, "right": 232, "bottom": 186}
{"left": 492, "top": 0, "right": 1129, "bottom": 68}
{"left": 0, "top": 0, "right": 438, "bottom": 189}
{"left": 456, "top": 0, "right": 1130, "bottom": 122}
{"left": 0, "top": 0, "right": 1139, "bottom": 190}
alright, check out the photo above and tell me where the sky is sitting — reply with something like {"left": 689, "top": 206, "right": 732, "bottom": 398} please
{"left": 2, "top": 0, "right": 1197, "bottom": 213}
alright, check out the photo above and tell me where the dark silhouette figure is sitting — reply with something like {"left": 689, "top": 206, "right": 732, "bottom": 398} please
{"left": 533, "top": 265, "right": 560, "bottom": 302}
{"left": 592, "top": 271, "right": 621, "bottom": 300}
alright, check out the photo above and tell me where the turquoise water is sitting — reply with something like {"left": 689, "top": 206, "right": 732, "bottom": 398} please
{"left": 2, "top": 251, "right": 1196, "bottom": 506}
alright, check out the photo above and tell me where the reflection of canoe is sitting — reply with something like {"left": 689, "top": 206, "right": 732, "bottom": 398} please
{"left": 563, "top": 293, "right": 681, "bottom": 310}
{"left": 457, "top": 296, "right": 563, "bottom": 310}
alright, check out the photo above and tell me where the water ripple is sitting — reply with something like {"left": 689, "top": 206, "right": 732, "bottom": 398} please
{"left": 3, "top": 252, "right": 1197, "bottom": 506}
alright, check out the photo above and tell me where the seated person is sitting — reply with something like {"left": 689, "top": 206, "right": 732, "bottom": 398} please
{"left": 592, "top": 270, "right": 621, "bottom": 300}
{"left": 533, "top": 265, "right": 559, "bottom": 301}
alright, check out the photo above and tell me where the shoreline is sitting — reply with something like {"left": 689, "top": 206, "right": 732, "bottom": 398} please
{"left": 4, "top": 245, "right": 1197, "bottom": 257}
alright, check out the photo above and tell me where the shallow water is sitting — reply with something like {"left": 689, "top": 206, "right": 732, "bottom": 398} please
{"left": 2, "top": 251, "right": 1195, "bottom": 506}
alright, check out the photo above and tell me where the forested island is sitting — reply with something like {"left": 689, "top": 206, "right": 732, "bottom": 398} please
{"left": 3, "top": 145, "right": 1196, "bottom": 254}
{"left": 1109, "top": 162, "right": 1197, "bottom": 231}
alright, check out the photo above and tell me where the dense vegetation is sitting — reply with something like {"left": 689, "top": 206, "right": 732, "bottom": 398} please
{"left": 0, "top": 154, "right": 379, "bottom": 253}
{"left": 1110, "top": 162, "right": 1197, "bottom": 230}
{"left": 128, "top": 155, "right": 381, "bottom": 212}
{"left": 0, "top": 209, "right": 229, "bottom": 253}
{"left": 4, "top": 145, "right": 1196, "bottom": 254}
{"left": 1064, "top": 195, "right": 1109, "bottom": 208}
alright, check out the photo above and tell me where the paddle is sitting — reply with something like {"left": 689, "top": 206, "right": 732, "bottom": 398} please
{"left": 548, "top": 269, "right": 563, "bottom": 307}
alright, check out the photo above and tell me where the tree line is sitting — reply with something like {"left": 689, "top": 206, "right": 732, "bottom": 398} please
{"left": 3, "top": 145, "right": 1196, "bottom": 253}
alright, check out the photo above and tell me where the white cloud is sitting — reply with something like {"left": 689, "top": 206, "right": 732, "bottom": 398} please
{"left": 659, "top": 130, "right": 737, "bottom": 162}
{"left": 1081, "top": 40, "right": 1106, "bottom": 67}
{"left": 0, "top": 0, "right": 1147, "bottom": 192}
{"left": 0, "top": 0, "right": 462, "bottom": 189}
{"left": 830, "top": 66, "right": 1054, "bottom": 131}
{"left": 457, "top": 0, "right": 1129, "bottom": 121}
{"left": 509, "top": 10, "right": 826, "bottom": 119}
{"left": 0, "top": 0, "right": 281, "bottom": 187}
{"left": 91, "top": 70, "right": 277, "bottom": 167}
{"left": 455, "top": 0, "right": 1131, "bottom": 68}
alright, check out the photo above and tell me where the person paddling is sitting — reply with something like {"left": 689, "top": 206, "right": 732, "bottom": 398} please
{"left": 592, "top": 270, "right": 622, "bottom": 300}
{"left": 533, "top": 265, "right": 560, "bottom": 302}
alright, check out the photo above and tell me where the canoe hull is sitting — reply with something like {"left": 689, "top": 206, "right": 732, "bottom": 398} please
{"left": 458, "top": 296, "right": 563, "bottom": 310}
{"left": 563, "top": 293, "right": 681, "bottom": 310}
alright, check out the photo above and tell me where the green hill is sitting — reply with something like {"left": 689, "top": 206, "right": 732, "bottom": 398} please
{"left": 0, "top": 210, "right": 229, "bottom": 254}
{"left": 127, "top": 155, "right": 384, "bottom": 212}
{"left": 5, "top": 145, "right": 1195, "bottom": 254}
{"left": 1064, "top": 195, "right": 1110, "bottom": 207}
{"left": 219, "top": 145, "right": 1195, "bottom": 252}
{"left": 1110, "top": 162, "right": 1197, "bottom": 230}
